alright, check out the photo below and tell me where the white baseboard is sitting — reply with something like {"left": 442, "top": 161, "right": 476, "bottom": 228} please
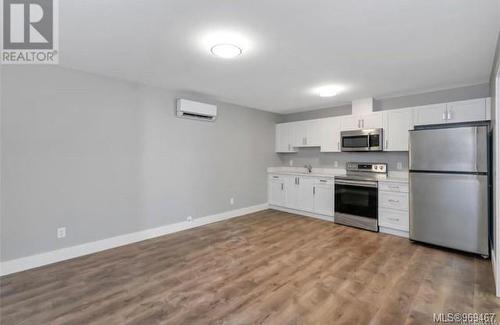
{"left": 269, "top": 205, "right": 334, "bottom": 222}
{"left": 0, "top": 203, "right": 269, "bottom": 276}
{"left": 379, "top": 226, "right": 409, "bottom": 238}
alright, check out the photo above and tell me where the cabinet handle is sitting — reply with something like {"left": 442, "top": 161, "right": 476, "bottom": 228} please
{"left": 388, "top": 199, "right": 400, "bottom": 203}
{"left": 305, "top": 137, "right": 307, "bottom": 145}
{"left": 388, "top": 217, "right": 399, "bottom": 221}
{"left": 298, "top": 178, "right": 300, "bottom": 185}
{"left": 337, "top": 142, "right": 340, "bottom": 150}
{"left": 313, "top": 186, "right": 316, "bottom": 195}
{"left": 357, "top": 120, "right": 361, "bottom": 128}
{"left": 388, "top": 185, "right": 399, "bottom": 189}
{"left": 447, "top": 109, "right": 452, "bottom": 120}
{"left": 273, "top": 176, "right": 279, "bottom": 179}
{"left": 281, "top": 183, "right": 284, "bottom": 190}
{"left": 442, "top": 110, "right": 447, "bottom": 120}
{"left": 288, "top": 144, "right": 291, "bottom": 151}
{"left": 385, "top": 139, "right": 388, "bottom": 150}
{"left": 362, "top": 119, "right": 365, "bottom": 128}
{"left": 320, "top": 180, "right": 327, "bottom": 182}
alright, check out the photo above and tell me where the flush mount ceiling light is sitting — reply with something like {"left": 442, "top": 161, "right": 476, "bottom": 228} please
{"left": 200, "top": 30, "right": 251, "bottom": 59}
{"left": 315, "top": 85, "right": 344, "bottom": 97}
{"left": 210, "top": 43, "right": 242, "bottom": 59}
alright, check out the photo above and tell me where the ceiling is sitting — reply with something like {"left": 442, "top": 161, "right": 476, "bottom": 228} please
{"left": 59, "top": 0, "right": 500, "bottom": 113}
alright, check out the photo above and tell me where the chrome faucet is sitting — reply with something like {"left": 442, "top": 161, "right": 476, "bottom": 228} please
{"left": 304, "top": 163, "right": 312, "bottom": 173}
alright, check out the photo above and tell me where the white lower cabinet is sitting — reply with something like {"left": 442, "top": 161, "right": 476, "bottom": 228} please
{"left": 268, "top": 174, "right": 334, "bottom": 217}
{"left": 378, "top": 180, "right": 409, "bottom": 237}
{"left": 313, "top": 180, "right": 334, "bottom": 216}
{"left": 297, "top": 177, "right": 315, "bottom": 212}
{"left": 379, "top": 208, "right": 409, "bottom": 231}
{"left": 268, "top": 175, "right": 285, "bottom": 206}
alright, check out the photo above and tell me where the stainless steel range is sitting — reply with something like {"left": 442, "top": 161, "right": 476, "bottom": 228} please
{"left": 335, "top": 162, "right": 387, "bottom": 232}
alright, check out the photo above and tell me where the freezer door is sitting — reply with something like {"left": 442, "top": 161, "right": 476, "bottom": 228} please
{"left": 409, "top": 172, "right": 488, "bottom": 255}
{"left": 409, "top": 126, "right": 487, "bottom": 173}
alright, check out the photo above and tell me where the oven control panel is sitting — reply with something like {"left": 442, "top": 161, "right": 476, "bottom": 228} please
{"left": 346, "top": 162, "right": 387, "bottom": 173}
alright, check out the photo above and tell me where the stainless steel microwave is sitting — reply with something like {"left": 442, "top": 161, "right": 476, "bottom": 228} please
{"left": 341, "top": 128, "right": 383, "bottom": 152}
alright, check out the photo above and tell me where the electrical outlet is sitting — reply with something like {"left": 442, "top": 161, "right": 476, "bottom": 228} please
{"left": 397, "top": 162, "right": 403, "bottom": 170}
{"left": 57, "top": 227, "right": 66, "bottom": 239}
{"left": 289, "top": 160, "right": 293, "bottom": 166}
{"left": 187, "top": 216, "right": 193, "bottom": 223}
{"left": 230, "top": 197, "right": 234, "bottom": 205}
{"left": 334, "top": 161, "right": 339, "bottom": 168}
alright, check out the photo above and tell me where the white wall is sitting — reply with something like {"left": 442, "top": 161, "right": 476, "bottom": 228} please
{"left": 0, "top": 66, "right": 280, "bottom": 262}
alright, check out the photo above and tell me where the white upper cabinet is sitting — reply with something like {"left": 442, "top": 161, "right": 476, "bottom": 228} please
{"left": 341, "top": 115, "right": 361, "bottom": 131}
{"left": 275, "top": 97, "right": 490, "bottom": 153}
{"left": 341, "top": 112, "right": 383, "bottom": 131}
{"left": 383, "top": 108, "right": 413, "bottom": 151}
{"left": 293, "top": 120, "right": 321, "bottom": 147}
{"left": 275, "top": 123, "right": 296, "bottom": 153}
{"left": 446, "top": 98, "right": 489, "bottom": 124}
{"left": 413, "top": 103, "right": 447, "bottom": 126}
{"left": 361, "top": 112, "right": 383, "bottom": 129}
{"left": 413, "top": 98, "right": 490, "bottom": 127}
{"left": 320, "top": 117, "right": 341, "bottom": 152}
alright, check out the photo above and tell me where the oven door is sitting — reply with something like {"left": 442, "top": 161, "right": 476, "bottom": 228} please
{"left": 341, "top": 135, "right": 370, "bottom": 151}
{"left": 335, "top": 180, "right": 378, "bottom": 219}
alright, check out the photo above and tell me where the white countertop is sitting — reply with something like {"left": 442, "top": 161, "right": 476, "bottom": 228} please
{"left": 267, "top": 167, "right": 409, "bottom": 182}
{"left": 267, "top": 167, "right": 345, "bottom": 178}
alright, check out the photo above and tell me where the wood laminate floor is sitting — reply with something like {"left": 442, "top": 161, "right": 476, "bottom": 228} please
{"left": 1, "top": 209, "right": 499, "bottom": 324}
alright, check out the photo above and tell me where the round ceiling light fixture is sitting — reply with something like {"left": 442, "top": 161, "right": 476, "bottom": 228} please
{"left": 210, "top": 43, "right": 242, "bottom": 59}
{"left": 315, "top": 85, "right": 344, "bottom": 97}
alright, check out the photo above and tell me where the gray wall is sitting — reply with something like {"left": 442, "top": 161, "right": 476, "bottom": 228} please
{"left": 281, "top": 83, "right": 490, "bottom": 122}
{"left": 0, "top": 66, "right": 281, "bottom": 261}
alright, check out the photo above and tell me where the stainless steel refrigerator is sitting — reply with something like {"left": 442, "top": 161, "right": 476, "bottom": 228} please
{"left": 409, "top": 123, "right": 489, "bottom": 256}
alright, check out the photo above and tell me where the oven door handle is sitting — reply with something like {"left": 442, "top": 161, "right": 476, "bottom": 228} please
{"left": 335, "top": 179, "right": 378, "bottom": 188}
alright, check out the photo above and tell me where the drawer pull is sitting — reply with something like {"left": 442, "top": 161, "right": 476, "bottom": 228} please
{"left": 388, "top": 217, "right": 400, "bottom": 221}
{"left": 273, "top": 176, "right": 279, "bottom": 179}
{"left": 320, "top": 180, "right": 327, "bottom": 182}
{"left": 389, "top": 185, "right": 399, "bottom": 189}
{"left": 388, "top": 199, "right": 400, "bottom": 203}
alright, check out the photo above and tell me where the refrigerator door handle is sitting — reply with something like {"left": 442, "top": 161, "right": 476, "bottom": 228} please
{"left": 475, "top": 127, "right": 478, "bottom": 172}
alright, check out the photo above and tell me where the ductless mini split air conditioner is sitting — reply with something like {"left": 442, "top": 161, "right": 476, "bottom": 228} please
{"left": 176, "top": 99, "right": 217, "bottom": 121}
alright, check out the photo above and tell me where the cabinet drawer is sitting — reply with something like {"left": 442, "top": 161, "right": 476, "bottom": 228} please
{"left": 379, "top": 208, "right": 409, "bottom": 231}
{"left": 379, "top": 192, "right": 408, "bottom": 211}
{"left": 379, "top": 182, "right": 408, "bottom": 193}
{"left": 314, "top": 178, "right": 334, "bottom": 185}
{"left": 269, "top": 174, "right": 284, "bottom": 181}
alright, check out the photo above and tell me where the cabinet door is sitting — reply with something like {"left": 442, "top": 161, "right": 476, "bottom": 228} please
{"left": 269, "top": 179, "right": 285, "bottom": 206}
{"left": 284, "top": 176, "right": 299, "bottom": 209}
{"left": 413, "top": 103, "right": 447, "bottom": 126}
{"left": 313, "top": 183, "right": 334, "bottom": 216}
{"left": 383, "top": 108, "right": 413, "bottom": 151}
{"left": 297, "top": 177, "right": 314, "bottom": 212}
{"left": 446, "top": 98, "right": 487, "bottom": 123}
{"left": 275, "top": 124, "right": 286, "bottom": 152}
{"left": 341, "top": 115, "right": 362, "bottom": 131}
{"left": 304, "top": 119, "right": 321, "bottom": 147}
{"left": 292, "top": 121, "right": 308, "bottom": 147}
{"left": 275, "top": 124, "right": 296, "bottom": 153}
{"left": 320, "top": 117, "right": 341, "bottom": 152}
{"left": 361, "top": 112, "right": 383, "bottom": 129}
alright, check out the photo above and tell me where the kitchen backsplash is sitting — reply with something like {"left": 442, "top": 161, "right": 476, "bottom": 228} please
{"left": 277, "top": 148, "right": 409, "bottom": 171}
